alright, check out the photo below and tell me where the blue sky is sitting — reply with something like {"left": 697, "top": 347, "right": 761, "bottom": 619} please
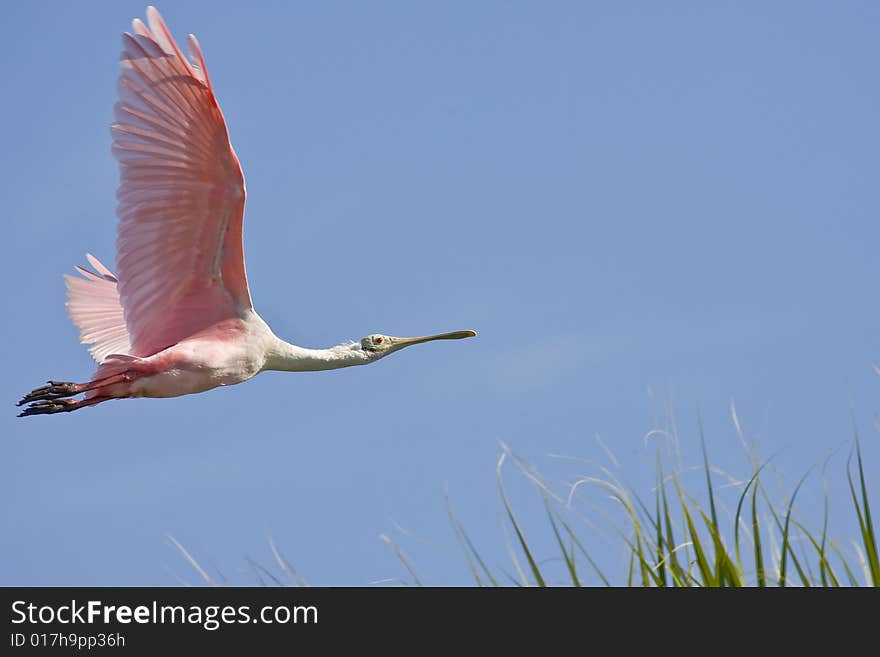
{"left": 3, "top": 2, "right": 879, "bottom": 585}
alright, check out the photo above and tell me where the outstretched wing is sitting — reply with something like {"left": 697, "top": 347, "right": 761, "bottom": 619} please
{"left": 112, "top": 6, "right": 252, "bottom": 358}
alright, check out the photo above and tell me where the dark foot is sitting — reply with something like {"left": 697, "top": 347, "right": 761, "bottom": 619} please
{"left": 17, "top": 399, "right": 80, "bottom": 417}
{"left": 17, "top": 381, "right": 80, "bottom": 406}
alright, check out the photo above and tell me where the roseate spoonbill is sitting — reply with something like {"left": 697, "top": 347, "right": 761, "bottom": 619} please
{"left": 17, "top": 7, "right": 476, "bottom": 417}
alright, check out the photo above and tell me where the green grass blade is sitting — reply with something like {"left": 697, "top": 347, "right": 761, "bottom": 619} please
{"left": 677, "top": 487, "right": 715, "bottom": 586}
{"left": 733, "top": 461, "right": 770, "bottom": 575}
{"left": 561, "top": 520, "right": 611, "bottom": 586}
{"left": 751, "top": 483, "right": 765, "bottom": 587}
{"left": 755, "top": 481, "right": 808, "bottom": 586}
{"left": 851, "top": 438, "right": 879, "bottom": 586}
{"left": 544, "top": 498, "right": 580, "bottom": 586}
{"left": 617, "top": 499, "right": 664, "bottom": 587}
{"left": 497, "top": 459, "right": 545, "bottom": 587}
{"left": 696, "top": 420, "right": 742, "bottom": 584}
{"left": 446, "top": 492, "right": 498, "bottom": 586}
{"left": 794, "top": 520, "right": 840, "bottom": 587}
{"left": 698, "top": 510, "right": 742, "bottom": 587}
{"left": 819, "top": 481, "right": 831, "bottom": 587}
{"left": 659, "top": 467, "right": 688, "bottom": 586}
{"left": 699, "top": 416, "right": 719, "bottom": 529}
{"left": 778, "top": 472, "right": 810, "bottom": 587}
{"left": 655, "top": 460, "right": 667, "bottom": 587}
{"left": 830, "top": 541, "right": 860, "bottom": 586}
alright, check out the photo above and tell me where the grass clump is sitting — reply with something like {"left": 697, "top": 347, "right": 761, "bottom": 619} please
{"left": 170, "top": 410, "right": 877, "bottom": 588}
{"left": 443, "top": 433, "right": 878, "bottom": 587}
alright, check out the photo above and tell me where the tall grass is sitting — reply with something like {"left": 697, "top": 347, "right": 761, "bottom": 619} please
{"left": 443, "top": 436, "right": 878, "bottom": 587}
{"left": 172, "top": 424, "right": 878, "bottom": 587}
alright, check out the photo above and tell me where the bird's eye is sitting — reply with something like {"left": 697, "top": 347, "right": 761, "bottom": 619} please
{"left": 375, "top": 337, "right": 383, "bottom": 344}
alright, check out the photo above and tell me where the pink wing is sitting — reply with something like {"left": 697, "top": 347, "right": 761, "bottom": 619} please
{"left": 64, "top": 254, "right": 133, "bottom": 364}
{"left": 112, "top": 7, "right": 252, "bottom": 358}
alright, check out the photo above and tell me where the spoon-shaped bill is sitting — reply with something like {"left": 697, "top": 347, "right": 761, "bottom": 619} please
{"left": 392, "top": 330, "right": 477, "bottom": 348}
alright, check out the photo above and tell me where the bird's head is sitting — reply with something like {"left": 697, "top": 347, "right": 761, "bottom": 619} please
{"left": 360, "top": 330, "right": 477, "bottom": 359}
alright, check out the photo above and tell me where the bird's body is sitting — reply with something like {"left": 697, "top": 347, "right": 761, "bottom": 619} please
{"left": 91, "top": 312, "right": 366, "bottom": 400}
{"left": 109, "top": 314, "right": 272, "bottom": 400}
{"left": 18, "top": 7, "right": 475, "bottom": 417}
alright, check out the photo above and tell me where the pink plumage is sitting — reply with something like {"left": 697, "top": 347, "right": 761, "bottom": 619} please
{"left": 64, "top": 254, "right": 131, "bottom": 363}
{"left": 17, "top": 6, "right": 475, "bottom": 417}
{"left": 114, "top": 7, "right": 252, "bottom": 358}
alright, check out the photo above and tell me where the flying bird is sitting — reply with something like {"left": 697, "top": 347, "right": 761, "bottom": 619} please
{"left": 18, "top": 7, "right": 475, "bottom": 417}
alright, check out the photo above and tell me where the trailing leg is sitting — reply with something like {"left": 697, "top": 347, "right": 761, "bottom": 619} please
{"left": 16, "top": 366, "right": 142, "bottom": 418}
{"left": 17, "top": 371, "right": 134, "bottom": 407}
{"left": 17, "top": 396, "right": 113, "bottom": 417}
{"left": 16, "top": 381, "right": 81, "bottom": 405}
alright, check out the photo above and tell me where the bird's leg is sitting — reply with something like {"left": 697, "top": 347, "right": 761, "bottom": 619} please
{"left": 17, "top": 372, "right": 134, "bottom": 406}
{"left": 17, "top": 396, "right": 112, "bottom": 418}
{"left": 16, "top": 381, "right": 82, "bottom": 405}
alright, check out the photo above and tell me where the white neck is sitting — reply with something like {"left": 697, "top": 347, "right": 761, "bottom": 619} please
{"left": 262, "top": 336, "right": 371, "bottom": 372}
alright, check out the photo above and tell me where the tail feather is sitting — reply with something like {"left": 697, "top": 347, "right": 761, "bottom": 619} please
{"left": 65, "top": 254, "right": 132, "bottom": 363}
